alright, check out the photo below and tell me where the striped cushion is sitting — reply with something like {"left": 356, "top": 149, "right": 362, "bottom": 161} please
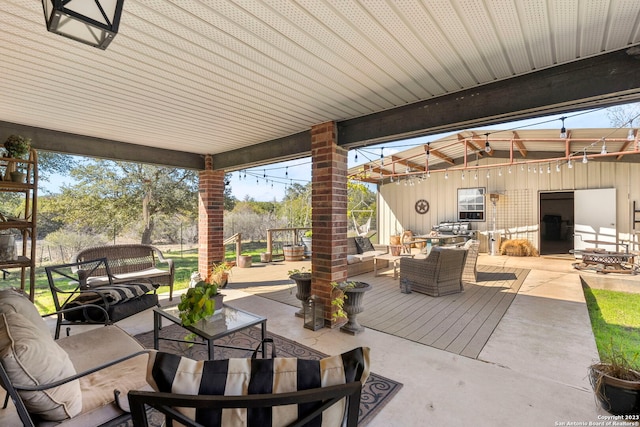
{"left": 145, "top": 347, "right": 370, "bottom": 427}
{"left": 67, "top": 282, "right": 157, "bottom": 307}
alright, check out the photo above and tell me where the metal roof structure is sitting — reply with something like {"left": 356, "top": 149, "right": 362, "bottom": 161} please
{"left": 348, "top": 127, "right": 640, "bottom": 183}
{"left": 2, "top": 1, "right": 640, "bottom": 170}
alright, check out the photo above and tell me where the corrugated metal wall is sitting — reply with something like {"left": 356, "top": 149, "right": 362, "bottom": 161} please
{"left": 377, "top": 159, "right": 639, "bottom": 253}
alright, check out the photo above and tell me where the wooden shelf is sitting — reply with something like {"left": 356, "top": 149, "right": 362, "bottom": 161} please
{"left": 0, "top": 149, "right": 38, "bottom": 300}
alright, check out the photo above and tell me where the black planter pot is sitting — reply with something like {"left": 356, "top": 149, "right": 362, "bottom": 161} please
{"left": 290, "top": 273, "right": 312, "bottom": 318}
{"left": 336, "top": 281, "right": 371, "bottom": 335}
{"left": 590, "top": 365, "right": 640, "bottom": 415}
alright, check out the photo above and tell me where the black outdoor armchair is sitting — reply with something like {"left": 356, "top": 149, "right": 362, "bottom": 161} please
{"left": 128, "top": 381, "right": 363, "bottom": 427}
{"left": 46, "top": 258, "right": 159, "bottom": 338}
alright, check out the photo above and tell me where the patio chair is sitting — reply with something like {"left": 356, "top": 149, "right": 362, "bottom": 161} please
{"left": 461, "top": 239, "right": 480, "bottom": 282}
{"left": 46, "top": 258, "right": 159, "bottom": 339}
{"left": 128, "top": 382, "right": 362, "bottom": 427}
{"left": 399, "top": 247, "right": 468, "bottom": 296}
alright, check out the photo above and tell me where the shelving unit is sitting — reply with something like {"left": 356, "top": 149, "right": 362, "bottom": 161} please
{"left": 0, "top": 149, "right": 38, "bottom": 300}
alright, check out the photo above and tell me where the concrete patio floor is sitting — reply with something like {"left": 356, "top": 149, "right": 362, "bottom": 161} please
{"left": 1, "top": 253, "right": 628, "bottom": 426}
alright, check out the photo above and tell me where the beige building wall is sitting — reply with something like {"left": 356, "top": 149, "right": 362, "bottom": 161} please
{"left": 377, "top": 158, "right": 640, "bottom": 253}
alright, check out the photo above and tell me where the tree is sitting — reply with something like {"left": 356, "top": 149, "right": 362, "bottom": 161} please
{"left": 607, "top": 102, "right": 640, "bottom": 128}
{"left": 43, "top": 159, "right": 198, "bottom": 244}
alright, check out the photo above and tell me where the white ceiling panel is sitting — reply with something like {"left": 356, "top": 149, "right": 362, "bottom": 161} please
{"left": 1, "top": 0, "right": 639, "bottom": 161}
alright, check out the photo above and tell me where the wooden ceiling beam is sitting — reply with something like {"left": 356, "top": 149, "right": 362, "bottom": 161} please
{"left": 511, "top": 131, "right": 528, "bottom": 157}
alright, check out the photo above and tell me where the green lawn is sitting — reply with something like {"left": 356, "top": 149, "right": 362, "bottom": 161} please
{"left": 583, "top": 285, "right": 640, "bottom": 364}
{"left": 1, "top": 245, "right": 275, "bottom": 314}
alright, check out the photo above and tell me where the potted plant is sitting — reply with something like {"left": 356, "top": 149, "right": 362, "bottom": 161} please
{"left": 3, "top": 135, "right": 31, "bottom": 181}
{"left": 330, "top": 281, "right": 371, "bottom": 335}
{"left": 209, "top": 261, "right": 233, "bottom": 288}
{"left": 589, "top": 345, "right": 640, "bottom": 415}
{"left": 178, "top": 276, "right": 224, "bottom": 327}
{"left": 288, "top": 267, "right": 311, "bottom": 318}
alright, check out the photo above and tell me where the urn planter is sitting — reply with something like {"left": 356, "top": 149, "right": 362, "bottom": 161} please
{"left": 289, "top": 273, "right": 312, "bottom": 318}
{"left": 335, "top": 281, "right": 371, "bottom": 335}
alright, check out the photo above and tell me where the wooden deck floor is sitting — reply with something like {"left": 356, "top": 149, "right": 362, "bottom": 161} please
{"left": 228, "top": 261, "right": 528, "bottom": 359}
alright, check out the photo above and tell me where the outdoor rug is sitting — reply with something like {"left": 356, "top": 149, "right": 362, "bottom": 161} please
{"left": 236, "top": 264, "right": 529, "bottom": 359}
{"left": 129, "top": 324, "right": 402, "bottom": 427}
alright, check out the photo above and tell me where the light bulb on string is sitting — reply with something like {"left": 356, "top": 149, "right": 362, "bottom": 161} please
{"left": 444, "top": 171, "right": 448, "bottom": 180}
{"left": 527, "top": 165, "right": 531, "bottom": 173}
{"left": 486, "top": 170, "right": 490, "bottom": 179}
{"left": 285, "top": 166, "right": 288, "bottom": 178}
{"left": 498, "top": 169, "right": 502, "bottom": 177}
{"left": 547, "top": 164, "right": 551, "bottom": 174}
{"left": 628, "top": 128, "right": 635, "bottom": 141}
{"left": 508, "top": 165, "right": 512, "bottom": 174}
{"left": 380, "top": 148, "right": 384, "bottom": 166}
{"left": 600, "top": 138, "right": 607, "bottom": 155}
{"left": 556, "top": 162, "right": 560, "bottom": 173}
{"left": 474, "top": 171, "right": 478, "bottom": 180}
{"left": 533, "top": 166, "right": 537, "bottom": 173}
{"left": 582, "top": 149, "right": 588, "bottom": 164}
{"left": 461, "top": 171, "right": 465, "bottom": 180}
{"left": 560, "top": 117, "right": 567, "bottom": 139}
{"left": 484, "top": 133, "right": 492, "bottom": 153}
{"left": 354, "top": 150, "right": 358, "bottom": 162}
{"left": 567, "top": 158, "right": 573, "bottom": 169}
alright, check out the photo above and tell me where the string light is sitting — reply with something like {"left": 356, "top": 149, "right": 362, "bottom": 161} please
{"left": 486, "top": 170, "right": 490, "bottom": 179}
{"left": 380, "top": 148, "right": 384, "bottom": 166}
{"left": 582, "top": 149, "right": 588, "bottom": 164}
{"left": 628, "top": 129, "right": 635, "bottom": 141}
{"left": 560, "top": 117, "right": 567, "bottom": 139}
{"left": 354, "top": 150, "right": 358, "bottom": 162}
{"left": 600, "top": 138, "right": 607, "bottom": 155}
{"left": 498, "top": 169, "right": 502, "bottom": 177}
{"left": 484, "top": 133, "right": 492, "bottom": 153}
{"left": 474, "top": 171, "right": 478, "bottom": 180}
{"left": 427, "top": 170, "right": 431, "bottom": 178}
{"left": 508, "top": 165, "right": 512, "bottom": 174}
{"left": 461, "top": 171, "right": 465, "bottom": 180}
{"left": 567, "top": 158, "right": 573, "bottom": 169}
{"left": 547, "top": 164, "right": 551, "bottom": 174}
{"left": 444, "top": 171, "right": 449, "bottom": 179}
{"left": 556, "top": 162, "right": 560, "bottom": 173}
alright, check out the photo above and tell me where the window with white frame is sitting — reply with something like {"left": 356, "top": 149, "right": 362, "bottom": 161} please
{"left": 458, "top": 188, "right": 486, "bottom": 221}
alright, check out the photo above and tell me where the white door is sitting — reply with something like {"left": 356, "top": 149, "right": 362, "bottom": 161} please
{"left": 574, "top": 188, "right": 617, "bottom": 252}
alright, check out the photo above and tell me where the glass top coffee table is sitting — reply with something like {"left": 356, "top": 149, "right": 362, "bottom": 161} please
{"left": 153, "top": 304, "right": 267, "bottom": 360}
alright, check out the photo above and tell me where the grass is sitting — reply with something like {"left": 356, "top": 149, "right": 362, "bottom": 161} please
{"left": 0, "top": 244, "right": 273, "bottom": 314}
{"left": 583, "top": 285, "right": 640, "bottom": 365}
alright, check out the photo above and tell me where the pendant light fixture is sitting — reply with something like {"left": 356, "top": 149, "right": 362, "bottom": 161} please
{"left": 42, "top": 0, "right": 125, "bottom": 50}
{"left": 559, "top": 117, "right": 567, "bottom": 139}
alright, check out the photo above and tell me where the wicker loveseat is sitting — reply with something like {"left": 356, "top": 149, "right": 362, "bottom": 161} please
{"left": 346, "top": 237, "right": 388, "bottom": 277}
{"left": 399, "top": 247, "right": 468, "bottom": 296}
{"left": 72, "top": 244, "right": 175, "bottom": 300}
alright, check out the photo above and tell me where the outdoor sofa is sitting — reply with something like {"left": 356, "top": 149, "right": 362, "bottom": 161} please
{"left": 346, "top": 236, "right": 388, "bottom": 277}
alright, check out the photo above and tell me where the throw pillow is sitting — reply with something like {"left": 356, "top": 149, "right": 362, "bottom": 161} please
{"left": 0, "top": 289, "right": 50, "bottom": 337}
{"left": 0, "top": 312, "right": 82, "bottom": 421}
{"left": 354, "top": 237, "right": 375, "bottom": 253}
{"left": 146, "top": 346, "right": 370, "bottom": 427}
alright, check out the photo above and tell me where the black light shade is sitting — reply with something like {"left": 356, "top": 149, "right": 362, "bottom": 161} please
{"left": 42, "top": 0, "right": 124, "bottom": 50}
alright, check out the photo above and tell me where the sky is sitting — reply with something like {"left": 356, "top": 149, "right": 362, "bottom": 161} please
{"left": 39, "top": 106, "right": 627, "bottom": 199}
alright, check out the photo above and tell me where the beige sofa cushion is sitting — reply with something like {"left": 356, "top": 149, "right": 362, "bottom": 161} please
{"left": 0, "top": 312, "right": 82, "bottom": 421}
{"left": 0, "top": 288, "right": 50, "bottom": 336}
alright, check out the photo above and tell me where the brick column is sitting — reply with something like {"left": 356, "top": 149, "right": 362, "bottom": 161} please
{"left": 198, "top": 155, "right": 226, "bottom": 279}
{"left": 310, "top": 122, "right": 348, "bottom": 326}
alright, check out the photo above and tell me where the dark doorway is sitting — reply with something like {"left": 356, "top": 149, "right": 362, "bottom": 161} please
{"left": 539, "top": 192, "right": 574, "bottom": 255}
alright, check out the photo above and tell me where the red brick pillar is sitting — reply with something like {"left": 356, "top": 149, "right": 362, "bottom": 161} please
{"left": 310, "top": 122, "right": 348, "bottom": 326}
{"left": 198, "top": 155, "right": 226, "bottom": 279}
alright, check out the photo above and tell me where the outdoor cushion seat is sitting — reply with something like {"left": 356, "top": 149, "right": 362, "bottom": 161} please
{"left": 400, "top": 247, "right": 468, "bottom": 296}
{"left": 346, "top": 255, "right": 362, "bottom": 265}
{"left": 346, "top": 237, "right": 388, "bottom": 276}
{"left": 0, "top": 289, "right": 151, "bottom": 426}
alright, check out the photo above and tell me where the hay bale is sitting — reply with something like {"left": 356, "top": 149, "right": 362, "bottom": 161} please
{"left": 500, "top": 239, "right": 539, "bottom": 257}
